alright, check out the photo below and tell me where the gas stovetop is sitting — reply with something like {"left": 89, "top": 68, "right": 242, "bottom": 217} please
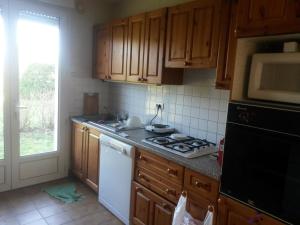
{"left": 142, "top": 135, "right": 217, "bottom": 158}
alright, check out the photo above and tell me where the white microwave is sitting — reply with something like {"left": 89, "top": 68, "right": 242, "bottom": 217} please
{"left": 248, "top": 52, "right": 300, "bottom": 104}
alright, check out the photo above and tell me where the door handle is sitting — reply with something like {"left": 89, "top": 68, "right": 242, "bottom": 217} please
{"left": 16, "top": 105, "right": 28, "bottom": 109}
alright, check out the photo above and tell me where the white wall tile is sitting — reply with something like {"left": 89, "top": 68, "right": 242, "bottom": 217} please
{"left": 208, "top": 121, "right": 217, "bottom": 133}
{"left": 107, "top": 70, "right": 230, "bottom": 143}
{"left": 190, "top": 118, "right": 199, "bottom": 129}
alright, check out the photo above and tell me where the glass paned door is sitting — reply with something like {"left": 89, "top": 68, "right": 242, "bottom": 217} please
{"left": 17, "top": 13, "right": 59, "bottom": 156}
{"left": 0, "top": 14, "right": 4, "bottom": 160}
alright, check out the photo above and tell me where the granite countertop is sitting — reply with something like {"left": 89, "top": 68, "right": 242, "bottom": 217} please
{"left": 71, "top": 116, "right": 222, "bottom": 181}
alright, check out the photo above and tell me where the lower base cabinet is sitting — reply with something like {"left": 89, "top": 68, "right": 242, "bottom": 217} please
{"left": 131, "top": 182, "right": 175, "bottom": 225}
{"left": 71, "top": 122, "right": 100, "bottom": 192}
{"left": 217, "top": 195, "right": 285, "bottom": 225}
{"left": 186, "top": 190, "right": 213, "bottom": 221}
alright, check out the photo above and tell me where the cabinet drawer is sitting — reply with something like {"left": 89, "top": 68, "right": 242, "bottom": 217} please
{"left": 184, "top": 169, "right": 219, "bottom": 202}
{"left": 135, "top": 167, "right": 182, "bottom": 204}
{"left": 136, "top": 149, "right": 184, "bottom": 185}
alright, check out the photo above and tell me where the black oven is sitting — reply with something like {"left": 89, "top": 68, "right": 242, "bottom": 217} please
{"left": 220, "top": 102, "right": 300, "bottom": 225}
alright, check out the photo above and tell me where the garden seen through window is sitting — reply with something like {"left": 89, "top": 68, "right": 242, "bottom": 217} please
{"left": 17, "top": 14, "right": 59, "bottom": 156}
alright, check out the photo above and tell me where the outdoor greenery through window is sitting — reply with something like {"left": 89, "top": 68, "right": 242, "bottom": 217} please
{"left": 18, "top": 14, "right": 59, "bottom": 156}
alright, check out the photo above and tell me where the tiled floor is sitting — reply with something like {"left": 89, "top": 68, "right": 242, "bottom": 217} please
{"left": 0, "top": 179, "right": 124, "bottom": 225}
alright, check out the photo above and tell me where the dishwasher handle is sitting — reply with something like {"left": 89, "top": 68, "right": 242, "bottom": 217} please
{"left": 101, "top": 141, "right": 127, "bottom": 155}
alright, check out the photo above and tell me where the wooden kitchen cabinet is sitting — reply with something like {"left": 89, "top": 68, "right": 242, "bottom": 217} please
{"left": 84, "top": 127, "right": 100, "bottom": 192}
{"left": 131, "top": 182, "right": 175, "bottom": 225}
{"left": 184, "top": 169, "right": 218, "bottom": 224}
{"left": 71, "top": 123, "right": 85, "bottom": 180}
{"left": 93, "top": 25, "right": 109, "bottom": 80}
{"left": 127, "top": 13, "right": 145, "bottom": 82}
{"left": 186, "top": 190, "right": 212, "bottom": 221}
{"left": 165, "top": 0, "right": 221, "bottom": 68}
{"left": 217, "top": 195, "right": 285, "bottom": 225}
{"left": 108, "top": 18, "right": 128, "bottom": 81}
{"left": 126, "top": 8, "right": 183, "bottom": 85}
{"left": 235, "top": 0, "right": 300, "bottom": 37}
{"left": 215, "top": 0, "right": 237, "bottom": 90}
{"left": 71, "top": 122, "right": 100, "bottom": 192}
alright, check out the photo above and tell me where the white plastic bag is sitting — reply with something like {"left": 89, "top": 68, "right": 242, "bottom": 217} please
{"left": 172, "top": 194, "right": 213, "bottom": 225}
{"left": 203, "top": 210, "right": 213, "bottom": 225}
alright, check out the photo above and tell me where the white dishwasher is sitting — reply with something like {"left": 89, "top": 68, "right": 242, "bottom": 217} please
{"left": 99, "top": 134, "right": 135, "bottom": 225}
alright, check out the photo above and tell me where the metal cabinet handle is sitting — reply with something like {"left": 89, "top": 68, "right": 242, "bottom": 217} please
{"left": 138, "top": 155, "right": 147, "bottom": 162}
{"left": 166, "top": 168, "right": 177, "bottom": 176}
{"left": 138, "top": 173, "right": 149, "bottom": 182}
{"left": 165, "top": 188, "right": 176, "bottom": 196}
{"left": 195, "top": 181, "right": 211, "bottom": 191}
{"left": 136, "top": 187, "right": 143, "bottom": 193}
{"left": 162, "top": 203, "right": 170, "bottom": 209}
{"left": 184, "top": 61, "right": 191, "bottom": 66}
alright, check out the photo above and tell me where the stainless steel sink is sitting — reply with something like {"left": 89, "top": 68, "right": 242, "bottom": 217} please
{"left": 87, "top": 120, "right": 127, "bottom": 132}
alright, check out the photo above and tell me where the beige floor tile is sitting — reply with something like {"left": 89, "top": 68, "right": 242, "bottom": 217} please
{"left": 44, "top": 211, "right": 73, "bottom": 225}
{"left": 17, "top": 210, "right": 42, "bottom": 225}
{"left": 0, "top": 178, "right": 124, "bottom": 225}
{"left": 37, "top": 204, "right": 64, "bottom": 218}
{"left": 23, "top": 219, "right": 47, "bottom": 225}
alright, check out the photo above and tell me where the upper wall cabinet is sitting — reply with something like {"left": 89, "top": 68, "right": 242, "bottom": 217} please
{"left": 127, "top": 14, "right": 145, "bottom": 82}
{"left": 93, "top": 25, "right": 109, "bottom": 80}
{"left": 108, "top": 18, "right": 128, "bottom": 81}
{"left": 127, "top": 9, "right": 183, "bottom": 85}
{"left": 165, "top": 0, "right": 221, "bottom": 68}
{"left": 236, "top": 0, "right": 300, "bottom": 37}
{"left": 216, "top": 0, "right": 237, "bottom": 89}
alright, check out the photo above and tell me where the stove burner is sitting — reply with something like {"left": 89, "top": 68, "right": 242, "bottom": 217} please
{"left": 185, "top": 139, "right": 209, "bottom": 147}
{"left": 148, "top": 136, "right": 176, "bottom": 145}
{"left": 167, "top": 143, "right": 193, "bottom": 153}
{"left": 154, "top": 137, "right": 169, "bottom": 144}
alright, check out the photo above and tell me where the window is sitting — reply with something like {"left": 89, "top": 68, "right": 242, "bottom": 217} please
{"left": 17, "top": 12, "right": 59, "bottom": 156}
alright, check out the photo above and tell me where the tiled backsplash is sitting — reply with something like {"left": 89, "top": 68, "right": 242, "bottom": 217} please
{"left": 107, "top": 69, "right": 230, "bottom": 144}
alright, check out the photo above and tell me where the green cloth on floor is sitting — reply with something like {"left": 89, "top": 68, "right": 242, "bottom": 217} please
{"left": 43, "top": 183, "right": 82, "bottom": 203}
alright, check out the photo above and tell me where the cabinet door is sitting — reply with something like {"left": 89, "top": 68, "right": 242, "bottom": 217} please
{"left": 216, "top": 0, "right": 237, "bottom": 90}
{"left": 236, "top": 0, "right": 300, "bottom": 37}
{"left": 165, "top": 4, "right": 191, "bottom": 68}
{"left": 93, "top": 25, "right": 109, "bottom": 80}
{"left": 186, "top": 190, "right": 212, "bottom": 222}
{"left": 127, "top": 14, "right": 145, "bottom": 83}
{"left": 131, "top": 182, "right": 175, "bottom": 225}
{"left": 186, "top": 0, "right": 221, "bottom": 68}
{"left": 217, "top": 196, "right": 285, "bottom": 225}
{"left": 152, "top": 201, "right": 174, "bottom": 225}
{"left": 132, "top": 182, "right": 152, "bottom": 225}
{"left": 85, "top": 127, "right": 100, "bottom": 192}
{"left": 143, "top": 8, "right": 167, "bottom": 84}
{"left": 71, "top": 123, "right": 85, "bottom": 180}
{"left": 108, "top": 18, "right": 128, "bottom": 81}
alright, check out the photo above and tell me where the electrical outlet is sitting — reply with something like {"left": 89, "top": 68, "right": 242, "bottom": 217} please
{"left": 156, "top": 103, "right": 164, "bottom": 111}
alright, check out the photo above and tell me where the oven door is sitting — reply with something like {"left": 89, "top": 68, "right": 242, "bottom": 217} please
{"left": 220, "top": 122, "right": 300, "bottom": 225}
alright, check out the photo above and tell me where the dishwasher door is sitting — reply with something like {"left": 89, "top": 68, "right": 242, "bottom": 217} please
{"left": 99, "top": 134, "right": 135, "bottom": 225}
